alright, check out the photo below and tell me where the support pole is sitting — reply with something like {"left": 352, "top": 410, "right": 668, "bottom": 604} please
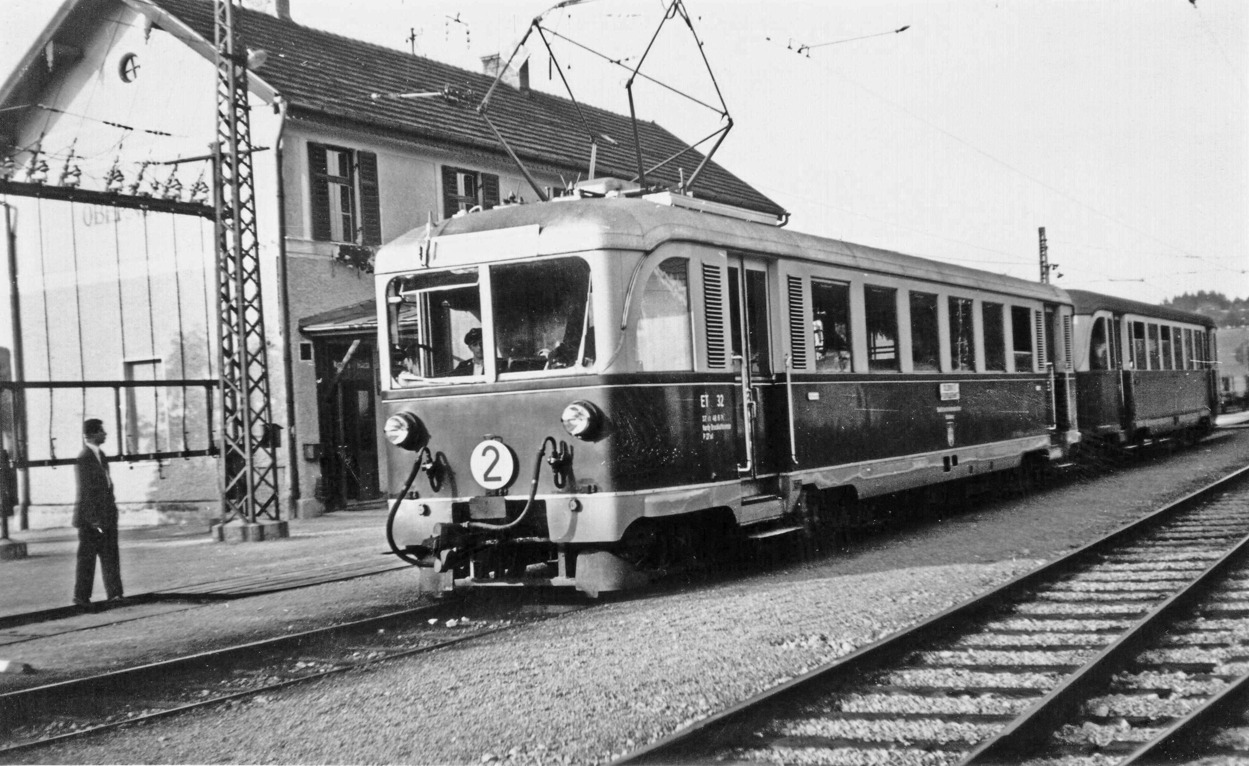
{"left": 0, "top": 204, "right": 27, "bottom": 560}
{"left": 1038, "top": 226, "right": 1049, "bottom": 285}
{"left": 211, "top": 0, "right": 286, "bottom": 542}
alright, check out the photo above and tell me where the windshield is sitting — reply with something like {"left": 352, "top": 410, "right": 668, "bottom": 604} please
{"left": 387, "top": 257, "right": 595, "bottom": 387}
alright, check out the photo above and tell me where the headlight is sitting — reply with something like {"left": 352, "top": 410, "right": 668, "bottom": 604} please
{"left": 384, "top": 412, "right": 428, "bottom": 451}
{"left": 560, "top": 400, "right": 603, "bottom": 440}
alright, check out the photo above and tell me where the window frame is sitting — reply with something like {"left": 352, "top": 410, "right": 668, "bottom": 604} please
{"left": 308, "top": 141, "right": 382, "bottom": 245}
{"left": 441, "top": 165, "right": 501, "bottom": 218}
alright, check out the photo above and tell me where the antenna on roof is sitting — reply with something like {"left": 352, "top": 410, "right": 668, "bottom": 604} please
{"left": 475, "top": 0, "right": 733, "bottom": 204}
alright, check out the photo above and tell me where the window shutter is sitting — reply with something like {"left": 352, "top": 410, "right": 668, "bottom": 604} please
{"left": 307, "top": 143, "right": 331, "bottom": 242}
{"left": 357, "top": 151, "right": 381, "bottom": 245}
{"left": 1035, "top": 309, "right": 1046, "bottom": 370}
{"left": 787, "top": 275, "right": 807, "bottom": 370}
{"left": 440, "top": 165, "right": 459, "bottom": 219}
{"left": 702, "top": 263, "right": 727, "bottom": 369}
{"left": 481, "top": 173, "right": 500, "bottom": 210}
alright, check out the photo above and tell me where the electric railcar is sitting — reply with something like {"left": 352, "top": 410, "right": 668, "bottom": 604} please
{"left": 1068, "top": 289, "right": 1218, "bottom": 447}
{"left": 378, "top": 192, "right": 1079, "bottom": 596}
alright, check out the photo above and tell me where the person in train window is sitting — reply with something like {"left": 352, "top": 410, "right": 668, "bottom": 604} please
{"left": 1091, "top": 340, "right": 1110, "bottom": 371}
{"left": 392, "top": 345, "right": 422, "bottom": 385}
{"left": 452, "top": 328, "right": 486, "bottom": 376}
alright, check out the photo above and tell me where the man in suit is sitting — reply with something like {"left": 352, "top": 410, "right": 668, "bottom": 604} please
{"left": 73, "top": 418, "right": 123, "bottom": 606}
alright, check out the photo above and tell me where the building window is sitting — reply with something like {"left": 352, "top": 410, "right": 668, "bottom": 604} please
{"left": 308, "top": 143, "right": 381, "bottom": 245}
{"left": 811, "top": 279, "right": 852, "bottom": 371}
{"left": 865, "top": 285, "right": 899, "bottom": 372}
{"left": 948, "top": 297, "right": 976, "bottom": 372}
{"left": 124, "top": 359, "right": 167, "bottom": 455}
{"left": 441, "top": 165, "right": 500, "bottom": 217}
{"left": 909, "top": 291, "right": 940, "bottom": 372}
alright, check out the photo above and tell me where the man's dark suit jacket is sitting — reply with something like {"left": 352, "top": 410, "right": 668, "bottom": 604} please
{"left": 73, "top": 446, "right": 118, "bottom": 529}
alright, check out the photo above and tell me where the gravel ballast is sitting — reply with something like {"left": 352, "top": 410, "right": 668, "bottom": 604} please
{"left": 8, "top": 431, "right": 1249, "bottom": 765}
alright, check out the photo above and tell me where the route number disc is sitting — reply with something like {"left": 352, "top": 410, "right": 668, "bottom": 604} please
{"left": 470, "top": 439, "right": 518, "bottom": 490}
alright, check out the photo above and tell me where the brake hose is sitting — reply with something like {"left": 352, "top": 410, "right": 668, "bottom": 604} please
{"left": 463, "top": 437, "right": 554, "bottom": 531}
{"left": 385, "top": 457, "right": 427, "bottom": 565}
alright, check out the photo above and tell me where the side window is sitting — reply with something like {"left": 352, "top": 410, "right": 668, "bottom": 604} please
{"left": 812, "top": 279, "right": 852, "bottom": 371}
{"left": 1089, "top": 316, "right": 1110, "bottom": 371}
{"left": 1147, "top": 324, "right": 1161, "bottom": 370}
{"left": 1183, "top": 328, "right": 1194, "bottom": 369}
{"left": 1010, "top": 306, "right": 1033, "bottom": 371}
{"left": 441, "top": 165, "right": 500, "bottom": 217}
{"left": 865, "top": 286, "right": 899, "bottom": 372}
{"left": 1160, "top": 326, "right": 1174, "bottom": 370}
{"left": 948, "top": 297, "right": 976, "bottom": 372}
{"left": 637, "top": 258, "right": 693, "bottom": 371}
{"left": 308, "top": 143, "right": 381, "bottom": 244}
{"left": 1131, "top": 321, "right": 1147, "bottom": 369}
{"left": 982, "top": 302, "right": 1006, "bottom": 372}
{"left": 909, "top": 292, "right": 940, "bottom": 372}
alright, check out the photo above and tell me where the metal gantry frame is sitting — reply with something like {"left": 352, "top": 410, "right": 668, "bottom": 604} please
{"left": 213, "top": 0, "right": 279, "bottom": 525}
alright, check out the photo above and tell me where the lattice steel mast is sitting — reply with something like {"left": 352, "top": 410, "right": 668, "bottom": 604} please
{"left": 213, "top": 0, "right": 280, "bottom": 527}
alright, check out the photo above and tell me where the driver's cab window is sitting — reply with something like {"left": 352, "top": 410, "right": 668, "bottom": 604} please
{"left": 492, "top": 257, "right": 595, "bottom": 375}
{"left": 388, "top": 268, "right": 483, "bottom": 385}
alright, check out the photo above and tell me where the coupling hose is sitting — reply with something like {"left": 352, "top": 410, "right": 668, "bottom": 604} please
{"left": 385, "top": 457, "right": 427, "bottom": 565}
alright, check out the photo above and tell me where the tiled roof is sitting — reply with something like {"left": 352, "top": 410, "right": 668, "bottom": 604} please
{"left": 146, "top": 0, "right": 786, "bottom": 219}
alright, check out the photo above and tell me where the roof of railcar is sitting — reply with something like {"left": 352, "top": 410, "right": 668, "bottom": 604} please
{"left": 1066, "top": 289, "right": 1216, "bottom": 327}
{"left": 376, "top": 197, "right": 1069, "bottom": 303}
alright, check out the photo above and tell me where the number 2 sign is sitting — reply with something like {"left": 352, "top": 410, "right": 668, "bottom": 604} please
{"left": 470, "top": 439, "right": 518, "bottom": 490}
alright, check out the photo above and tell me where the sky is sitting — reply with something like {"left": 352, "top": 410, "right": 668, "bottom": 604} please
{"left": 4, "top": 0, "right": 1247, "bottom": 304}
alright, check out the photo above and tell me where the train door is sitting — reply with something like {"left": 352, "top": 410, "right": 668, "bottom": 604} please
{"left": 1045, "top": 305, "right": 1074, "bottom": 433}
{"left": 727, "top": 256, "right": 774, "bottom": 478}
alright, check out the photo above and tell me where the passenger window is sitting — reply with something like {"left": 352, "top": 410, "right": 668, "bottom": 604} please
{"left": 865, "top": 286, "right": 899, "bottom": 372}
{"left": 909, "top": 292, "right": 940, "bottom": 372}
{"left": 637, "top": 258, "right": 693, "bottom": 371}
{"left": 948, "top": 297, "right": 976, "bottom": 372}
{"left": 1147, "top": 324, "right": 1161, "bottom": 370}
{"left": 1089, "top": 317, "right": 1110, "bottom": 371}
{"left": 1010, "top": 306, "right": 1033, "bottom": 371}
{"left": 982, "top": 302, "right": 1006, "bottom": 372}
{"left": 1130, "top": 321, "right": 1146, "bottom": 369}
{"left": 811, "top": 279, "right": 852, "bottom": 372}
{"left": 1183, "top": 328, "right": 1194, "bottom": 369}
{"left": 1159, "top": 326, "right": 1174, "bottom": 370}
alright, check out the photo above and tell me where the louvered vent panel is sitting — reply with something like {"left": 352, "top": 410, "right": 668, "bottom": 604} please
{"left": 1062, "top": 314, "right": 1072, "bottom": 370}
{"left": 1035, "top": 310, "right": 1047, "bottom": 370}
{"left": 787, "top": 275, "right": 807, "bottom": 370}
{"left": 703, "top": 264, "right": 727, "bottom": 369}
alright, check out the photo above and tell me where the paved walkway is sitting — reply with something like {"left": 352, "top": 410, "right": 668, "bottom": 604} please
{"left": 0, "top": 506, "right": 400, "bottom": 621}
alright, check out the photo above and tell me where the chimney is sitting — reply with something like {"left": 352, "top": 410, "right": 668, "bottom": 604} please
{"left": 481, "top": 54, "right": 528, "bottom": 93}
{"left": 243, "top": 0, "right": 291, "bottom": 19}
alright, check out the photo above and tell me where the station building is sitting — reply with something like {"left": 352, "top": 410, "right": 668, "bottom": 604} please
{"left": 0, "top": 0, "right": 784, "bottom": 527}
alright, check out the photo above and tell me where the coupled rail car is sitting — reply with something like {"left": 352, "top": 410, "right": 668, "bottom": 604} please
{"left": 1068, "top": 289, "right": 1218, "bottom": 448}
{"left": 377, "top": 191, "right": 1080, "bottom": 596}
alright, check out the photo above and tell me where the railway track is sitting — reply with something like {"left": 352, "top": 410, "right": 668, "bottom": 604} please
{"left": 617, "top": 465, "right": 1249, "bottom": 766}
{"left": 0, "top": 592, "right": 591, "bottom": 755}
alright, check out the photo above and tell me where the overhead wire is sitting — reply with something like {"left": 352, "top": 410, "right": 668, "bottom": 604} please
{"left": 758, "top": 34, "right": 1245, "bottom": 282}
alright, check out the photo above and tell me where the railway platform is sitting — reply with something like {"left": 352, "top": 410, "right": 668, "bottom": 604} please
{"left": 0, "top": 505, "right": 402, "bottom": 623}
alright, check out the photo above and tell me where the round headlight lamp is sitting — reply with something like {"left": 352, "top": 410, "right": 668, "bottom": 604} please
{"left": 384, "top": 412, "right": 428, "bottom": 451}
{"left": 560, "top": 400, "right": 603, "bottom": 440}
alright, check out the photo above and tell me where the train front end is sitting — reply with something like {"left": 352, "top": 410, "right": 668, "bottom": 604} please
{"left": 375, "top": 204, "right": 733, "bottom": 596}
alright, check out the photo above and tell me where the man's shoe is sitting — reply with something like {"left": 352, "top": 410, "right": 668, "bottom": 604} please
{"left": 72, "top": 598, "right": 90, "bottom": 606}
